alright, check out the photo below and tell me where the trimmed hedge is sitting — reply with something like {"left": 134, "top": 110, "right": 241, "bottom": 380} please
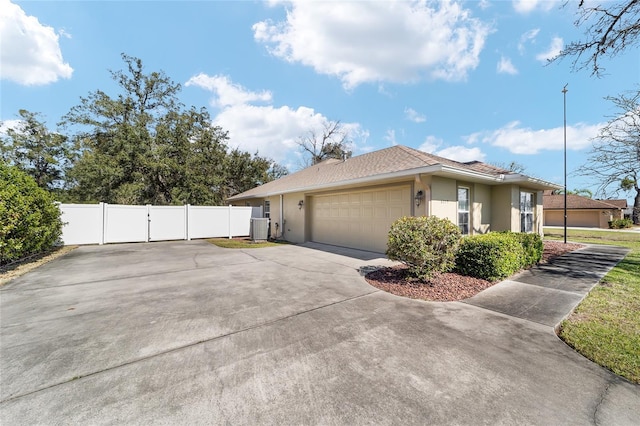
{"left": 386, "top": 216, "right": 461, "bottom": 280}
{"left": 505, "top": 231, "right": 543, "bottom": 267}
{"left": 455, "top": 232, "right": 543, "bottom": 281}
{"left": 609, "top": 218, "right": 633, "bottom": 229}
{"left": 0, "top": 164, "right": 63, "bottom": 265}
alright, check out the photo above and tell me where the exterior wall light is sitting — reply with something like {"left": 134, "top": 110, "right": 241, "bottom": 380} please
{"left": 298, "top": 200, "right": 304, "bottom": 209}
{"left": 414, "top": 190, "right": 424, "bottom": 207}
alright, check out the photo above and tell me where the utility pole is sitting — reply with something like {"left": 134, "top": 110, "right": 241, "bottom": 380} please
{"left": 562, "top": 84, "right": 568, "bottom": 244}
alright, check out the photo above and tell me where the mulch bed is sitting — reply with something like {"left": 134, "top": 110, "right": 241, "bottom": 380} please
{"left": 365, "top": 240, "right": 586, "bottom": 302}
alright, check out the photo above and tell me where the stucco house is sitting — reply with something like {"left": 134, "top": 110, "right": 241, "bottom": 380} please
{"left": 228, "top": 145, "right": 561, "bottom": 253}
{"left": 543, "top": 191, "right": 627, "bottom": 229}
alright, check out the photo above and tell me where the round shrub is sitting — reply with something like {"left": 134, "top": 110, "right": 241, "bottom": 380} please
{"left": 455, "top": 233, "right": 524, "bottom": 281}
{"left": 0, "top": 164, "right": 63, "bottom": 265}
{"left": 386, "top": 216, "right": 461, "bottom": 280}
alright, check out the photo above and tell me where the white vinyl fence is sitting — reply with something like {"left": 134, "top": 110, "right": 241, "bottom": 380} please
{"left": 60, "top": 203, "right": 262, "bottom": 245}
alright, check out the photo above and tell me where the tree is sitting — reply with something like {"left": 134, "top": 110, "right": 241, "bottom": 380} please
{"left": 576, "top": 88, "right": 640, "bottom": 223}
{"left": 1, "top": 110, "right": 73, "bottom": 191}
{"left": 62, "top": 54, "right": 284, "bottom": 205}
{"left": 491, "top": 161, "right": 527, "bottom": 174}
{"left": 553, "top": 0, "right": 640, "bottom": 76}
{"left": 297, "top": 120, "right": 352, "bottom": 166}
{"left": 552, "top": 188, "right": 594, "bottom": 198}
{"left": 0, "top": 164, "right": 63, "bottom": 264}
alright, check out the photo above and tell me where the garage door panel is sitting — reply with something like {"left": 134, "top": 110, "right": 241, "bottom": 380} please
{"left": 311, "top": 186, "right": 411, "bottom": 252}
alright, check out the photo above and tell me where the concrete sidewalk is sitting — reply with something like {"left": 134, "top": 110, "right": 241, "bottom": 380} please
{"left": 463, "top": 244, "right": 631, "bottom": 328}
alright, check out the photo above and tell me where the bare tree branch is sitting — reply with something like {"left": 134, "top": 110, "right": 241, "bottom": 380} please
{"left": 552, "top": 0, "right": 640, "bottom": 76}
{"left": 576, "top": 88, "right": 640, "bottom": 223}
{"left": 296, "top": 120, "right": 352, "bottom": 166}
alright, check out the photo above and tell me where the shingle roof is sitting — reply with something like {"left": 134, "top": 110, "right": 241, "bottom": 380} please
{"left": 543, "top": 193, "right": 626, "bottom": 210}
{"left": 228, "top": 145, "right": 554, "bottom": 200}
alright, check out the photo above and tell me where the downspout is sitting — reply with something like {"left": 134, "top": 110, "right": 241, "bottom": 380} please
{"left": 280, "top": 194, "right": 284, "bottom": 240}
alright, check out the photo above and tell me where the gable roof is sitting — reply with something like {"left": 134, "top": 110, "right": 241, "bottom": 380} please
{"left": 543, "top": 193, "right": 627, "bottom": 210}
{"left": 229, "top": 145, "right": 561, "bottom": 201}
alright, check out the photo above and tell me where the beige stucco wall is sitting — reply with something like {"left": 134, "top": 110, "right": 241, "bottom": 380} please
{"left": 491, "top": 185, "right": 519, "bottom": 232}
{"left": 281, "top": 192, "right": 307, "bottom": 243}
{"left": 491, "top": 185, "right": 544, "bottom": 234}
{"left": 535, "top": 190, "right": 544, "bottom": 235}
{"left": 429, "top": 176, "right": 457, "bottom": 224}
{"left": 473, "top": 183, "right": 491, "bottom": 234}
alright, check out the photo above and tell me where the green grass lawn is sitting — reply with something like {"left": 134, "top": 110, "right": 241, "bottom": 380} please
{"left": 207, "top": 238, "right": 290, "bottom": 249}
{"left": 544, "top": 228, "right": 640, "bottom": 384}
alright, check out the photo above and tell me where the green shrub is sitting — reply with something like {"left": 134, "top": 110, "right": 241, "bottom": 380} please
{"left": 501, "top": 231, "right": 543, "bottom": 267}
{"left": 609, "top": 218, "right": 633, "bottom": 229}
{"left": 456, "top": 233, "right": 526, "bottom": 281}
{"left": 386, "top": 216, "right": 461, "bottom": 280}
{"left": 0, "top": 164, "right": 63, "bottom": 265}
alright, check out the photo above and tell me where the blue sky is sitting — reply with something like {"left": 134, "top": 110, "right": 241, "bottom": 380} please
{"left": 1, "top": 0, "right": 637, "bottom": 202}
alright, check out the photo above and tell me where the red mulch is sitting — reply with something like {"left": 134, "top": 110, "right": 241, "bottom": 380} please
{"left": 365, "top": 240, "right": 586, "bottom": 302}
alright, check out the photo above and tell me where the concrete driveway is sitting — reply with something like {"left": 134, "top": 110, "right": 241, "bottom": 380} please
{"left": 1, "top": 240, "right": 638, "bottom": 425}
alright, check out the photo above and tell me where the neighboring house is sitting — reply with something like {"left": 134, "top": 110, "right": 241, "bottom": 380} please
{"left": 228, "top": 145, "right": 561, "bottom": 253}
{"left": 543, "top": 191, "right": 627, "bottom": 229}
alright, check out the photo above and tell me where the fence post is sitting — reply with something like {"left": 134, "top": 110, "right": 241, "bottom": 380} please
{"left": 146, "top": 204, "right": 151, "bottom": 242}
{"left": 185, "top": 204, "right": 190, "bottom": 241}
{"left": 228, "top": 204, "right": 232, "bottom": 239}
{"left": 100, "top": 202, "right": 107, "bottom": 245}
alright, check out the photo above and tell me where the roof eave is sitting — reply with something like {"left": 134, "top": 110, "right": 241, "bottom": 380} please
{"left": 227, "top": 164, "right": 506, "bottom": 201}
{"left": 502, "top": 174, "right": 563, "bottom": 190}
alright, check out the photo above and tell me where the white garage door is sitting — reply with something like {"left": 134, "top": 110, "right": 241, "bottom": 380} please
{"left": 311, "top": 186, "right": 412, "bottom": 253}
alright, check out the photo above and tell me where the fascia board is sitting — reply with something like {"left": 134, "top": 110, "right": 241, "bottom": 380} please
{"left": 228, "top": 164, "right": 505, "bottom": 200}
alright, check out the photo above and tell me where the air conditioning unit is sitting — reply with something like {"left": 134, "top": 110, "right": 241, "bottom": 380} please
{"left": 250, "top": 218, "right": 269, "bottom": 241}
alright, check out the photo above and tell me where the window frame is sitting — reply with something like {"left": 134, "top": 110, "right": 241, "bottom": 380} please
{"left": 264, "top": 200, "right": 270, "bottom": 219}
{"left": 520, "top": 191, "right": 534, "bottom": 233}
{"left": 457, "top": 186, "right": 470, "bottom": 235}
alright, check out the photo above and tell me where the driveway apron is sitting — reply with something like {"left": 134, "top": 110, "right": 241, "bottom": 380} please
{"left": 1, "top": 240, "right": 638, "bottom": 425}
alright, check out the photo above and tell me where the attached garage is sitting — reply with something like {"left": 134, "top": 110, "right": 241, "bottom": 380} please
{"left": 310, "top": 185, "right": 412, "bottom": 252}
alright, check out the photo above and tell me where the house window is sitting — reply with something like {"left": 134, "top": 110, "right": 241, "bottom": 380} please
{"left": 458, "top": 187, "right": 470, "bottom": 235}
{"left": 264, "top": 200, "right": 270, "bottom": 219}
{"left": 520, "top": 192, "right": 534, "bottom": 233}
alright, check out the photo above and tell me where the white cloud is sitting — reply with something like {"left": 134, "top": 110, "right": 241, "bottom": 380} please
{"left": 253, "top": 1, "right": 491, "bottom": 89}
{"left": 185, "top": 74, "right": 272, "bottom": 108}
{"left": 187, "top": 73, "right": 366, "bottom": 166}
{"left": 518, "top": 28, "right": 540, "bottom": 54}
{"left": 0, "top": 0, "right": 73, "bottom": 85}
{"left": 466, "top": 120, "right": 602, "bottom": 154}
{"left": 384, "top": 129, "right": 397, "bottom": 145}
{"left": 513, "top": 0, "right": 559, "bottom": 14}
{"left": 418, "top": 135, "right": 443, "bottom": 153}
{"left": 418, "top": 135, "right": 485, "bottom": 162}
{"left": 536, "top": 37, "right": 564, "bottom": 62}
{"left": 0, "top": 119, "right": 22, "bottom": 136}
{"left": 436, "top": 146, "right": 486, "bottom": 162}
{"left": 497, "top": 56, "right": 518, "bottom": 75}
{"left": 405, "top": 107, "right": 426, "bottom": 123}
{"left": 478, "top": 0, "right": 491, "bottom": 10}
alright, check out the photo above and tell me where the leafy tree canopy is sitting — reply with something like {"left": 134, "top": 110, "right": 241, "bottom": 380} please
{"left": 60, "top": 54, "right": 286, "bottom": 205}
{"left": 1, "top": 109, "right": 73, "bottom": 191}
